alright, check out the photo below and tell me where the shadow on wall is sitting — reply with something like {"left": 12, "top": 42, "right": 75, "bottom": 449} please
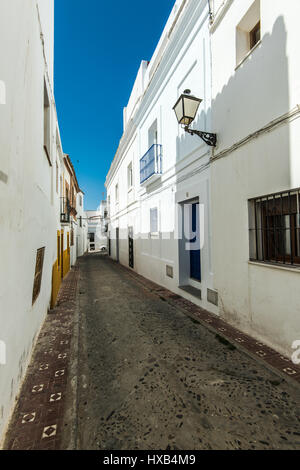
{"left": 210, "top": 16, "right": 292, "bottom": 347}
{"left": 212, "top": 15, "right": 290, "bottom": 169}
{"left": 176, "top": 108, "right": 212, "bottom": 164}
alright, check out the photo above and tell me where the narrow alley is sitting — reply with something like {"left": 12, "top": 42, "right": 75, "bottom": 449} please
{"left": 3, "top": 0, "right": 300, "bottom": 455}
{"left": 75, "top": 254, "right": 300, "bottom": 450}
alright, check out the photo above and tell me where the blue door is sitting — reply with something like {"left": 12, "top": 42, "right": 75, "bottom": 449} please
{"left": 190, "top": 203, "right": 201, "bottom": 281}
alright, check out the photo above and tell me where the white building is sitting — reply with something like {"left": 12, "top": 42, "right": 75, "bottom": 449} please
{"left": 76, "top": 191, "right": 88, "bottom": 259}
{"left": 0, "top": 0, "right": 84, "bottom": 443}
{"left": 210, "top": 0, "right": 300, "bottom": 357}
{"left": 106, "top": 0, "right": 300, "bottom": 358}
{"left": 86, "top": 201, "right": 108, "bottom": 252}
{"left": 106, "top": 0, "right": 215, "bottom": 309}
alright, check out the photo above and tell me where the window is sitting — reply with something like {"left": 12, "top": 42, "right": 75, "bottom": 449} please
{"left": 236, "top": 0, "right": 261, "bottom": 66}
{"left": 71, "top": 228, "right": 74, "bottom": 246}
{"left": 250, "top": 21, "right": 261, "bottom": 50}
{"left": 32, "top": 247, "right": 45, "bottom": 305}
{"left": 150, "top": 207, "right": 158, "bottom": 234}
{"left": 80, "top": 216, "right": 82, "bottom": 228}
{"left": 89, "top": 233, "right": 95, "bottom": 243}
{"left": 56, "top": 161, "right": 59, "bottom": 193}
{"left": 127, "top": 162, "right": 133, "bottom": 189}
{"left": 115, "top": 184, "right": 119, "bottom": 204}
{"left": 249, "top": 188, "right": 300, "bottom": 266}
{"left": 79, "top": 195, "right": 82, "bottom": 207}
{"left": 44, "top": 80, "right": 51, "bottom": 164}
{"left": 148, "top": 120, "right": 158, "bottom": 148}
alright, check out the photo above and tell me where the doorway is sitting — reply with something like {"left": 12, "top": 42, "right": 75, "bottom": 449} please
{"left": 178, "top": 199, "right": 202, "bottom": 290}
{"left": 128, "top": 227, "right": 134, "bottom": 269}
{"left": 116, "top": 227, "right": 119, "bottom": 262}
{"left": 190, "top": 202, "right": 201, "bottom": 282}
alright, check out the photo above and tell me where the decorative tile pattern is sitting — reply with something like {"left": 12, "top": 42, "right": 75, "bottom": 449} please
{"left": 283, "top": 368, "right": 297, "bottom": 376}
{"left": 22, "top": 412, "right": 36, "bottom": 424}
{"left": 50, "top": 393, "right": 62, "bottom": 402}
{"left": 256, "top": 350, "right": 267, "bottom": 358}
{"left": 32, "top": 384, "right": 44, "bottom": 394}
{"left": 42, "top": 425, "right": 57, "bottom": 439}
{"left": 3, "top": 265, "right": 79, "bottom": 450}
{"left": 58, "top": 353, "right": 67, "bottom": 359}
{"left": 55, "top": 370, "right": 65, "bottom": 378}
{"left": 235, "top": 338, "right": 245, "bottom": 343}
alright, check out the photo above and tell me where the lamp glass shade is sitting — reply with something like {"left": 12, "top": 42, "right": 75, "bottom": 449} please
{"left": 173, "top": 94, "right": 202, "bottom": 126}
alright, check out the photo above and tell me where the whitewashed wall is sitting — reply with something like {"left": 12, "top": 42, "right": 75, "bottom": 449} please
{"left": 211, "top": 0, "right": 300, "bottom": 356}
{"left": 0, "top": 0, "right": 62, "bottom": 443}
{"left": 106, "top": 0, "right": 217, "bottom": 313}
{"left": 75, "top": 192, "right": 88, "bottom": 259}
{"left": 86, "top": 209, "right": 107, "bottom": 252}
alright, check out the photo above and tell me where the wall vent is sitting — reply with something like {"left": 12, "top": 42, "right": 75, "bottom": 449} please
{"left": 166, "top": 265, "right": 174, "bottom": 278}
{"left": 207, "top": 288, "right": 218, "bottom": 306}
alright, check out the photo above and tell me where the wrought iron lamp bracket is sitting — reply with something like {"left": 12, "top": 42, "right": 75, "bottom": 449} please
{"left": 184, "top": 126, "right": 217, "bottom": 147}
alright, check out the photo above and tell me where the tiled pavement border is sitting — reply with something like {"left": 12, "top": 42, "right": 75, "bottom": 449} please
{"left": 116, "top": 261, "right": 300, "bottom": 388}
{"left": 3, "top": 266, "right": 79, "bottom": 450}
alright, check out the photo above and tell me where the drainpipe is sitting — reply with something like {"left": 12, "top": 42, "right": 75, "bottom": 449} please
{"left": 207, "top": 0, "right": 214, "bottom": 24}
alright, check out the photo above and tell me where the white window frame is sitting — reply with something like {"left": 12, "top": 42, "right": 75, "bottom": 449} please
{"left": 150, "top": 207, "right": 159, "bottom": 235}
{"left": 127, "top": 162, "right": 133, "bottom": 191}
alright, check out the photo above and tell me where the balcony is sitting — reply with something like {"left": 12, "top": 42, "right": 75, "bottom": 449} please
{"left": 60, "top": 197, "right": 71, "bottom": 224}
{"left": 140, "top": 144, "right": 162, "bottom": 185}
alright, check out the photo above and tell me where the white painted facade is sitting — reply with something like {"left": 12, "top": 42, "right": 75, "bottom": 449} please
{"left": 210, "top": 0, "right": 300, "bottom": 357}
{"left": 75, "top": 191, "right": 88, "bottom": 260}
{"left": 106, "top": 0, "right": 300, "bottom": 358}
{"left": 106, "top": 0, "right": 216, "bottom": 311}
{"left": 0, "top": 0, "right": 84, "bottom": 443}
{"left": 86, "top": 201, "right": 108, "bottom": 252}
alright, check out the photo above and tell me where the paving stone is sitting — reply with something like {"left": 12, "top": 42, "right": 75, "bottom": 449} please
{"left": 76, "top": 254, "right": 300, "bottom": 451}
{"left": 3, "top": 266, "right": 78, "bottom": 450}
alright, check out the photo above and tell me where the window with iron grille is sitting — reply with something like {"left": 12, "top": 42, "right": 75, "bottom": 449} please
{"left": 249, "top": 188, "right": 300, "bottom": 266}
{"left": 32, "top": 247, "right": 45, "bottom": 305}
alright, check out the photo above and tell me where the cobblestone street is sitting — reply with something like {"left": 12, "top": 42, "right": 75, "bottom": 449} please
{"left": 3, "top": 253, "right": 300, "bottom": 450}
{"left": 76, "top": 254, "right": 300, "bottom": 450}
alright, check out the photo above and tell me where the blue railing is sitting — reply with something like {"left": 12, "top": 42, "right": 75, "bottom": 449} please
{"left": 140, "top": 144, "right": 162, "bottom": 184}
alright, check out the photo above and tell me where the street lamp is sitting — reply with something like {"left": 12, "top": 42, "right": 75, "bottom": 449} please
{"left": 173, "top": 90, "right": 217, "bottom": 147}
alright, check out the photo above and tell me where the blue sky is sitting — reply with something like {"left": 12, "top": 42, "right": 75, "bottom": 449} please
{"left": 54, "top": 0, "right": 175, "bottom": 210}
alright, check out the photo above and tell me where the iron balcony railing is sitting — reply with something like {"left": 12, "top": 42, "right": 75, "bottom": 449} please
{"left": 140, "top": 144, "right": 162, "bottom": 184}
{"left": 60, "top": 197, "right": 71, "bottom": 224}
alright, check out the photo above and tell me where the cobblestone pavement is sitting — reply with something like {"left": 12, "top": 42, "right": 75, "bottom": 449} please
{"left": 3, "top": 266, "right": 79, "bottom": 450}
{"left": 76, "top": 254, "right": 300, "bottom": 450}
